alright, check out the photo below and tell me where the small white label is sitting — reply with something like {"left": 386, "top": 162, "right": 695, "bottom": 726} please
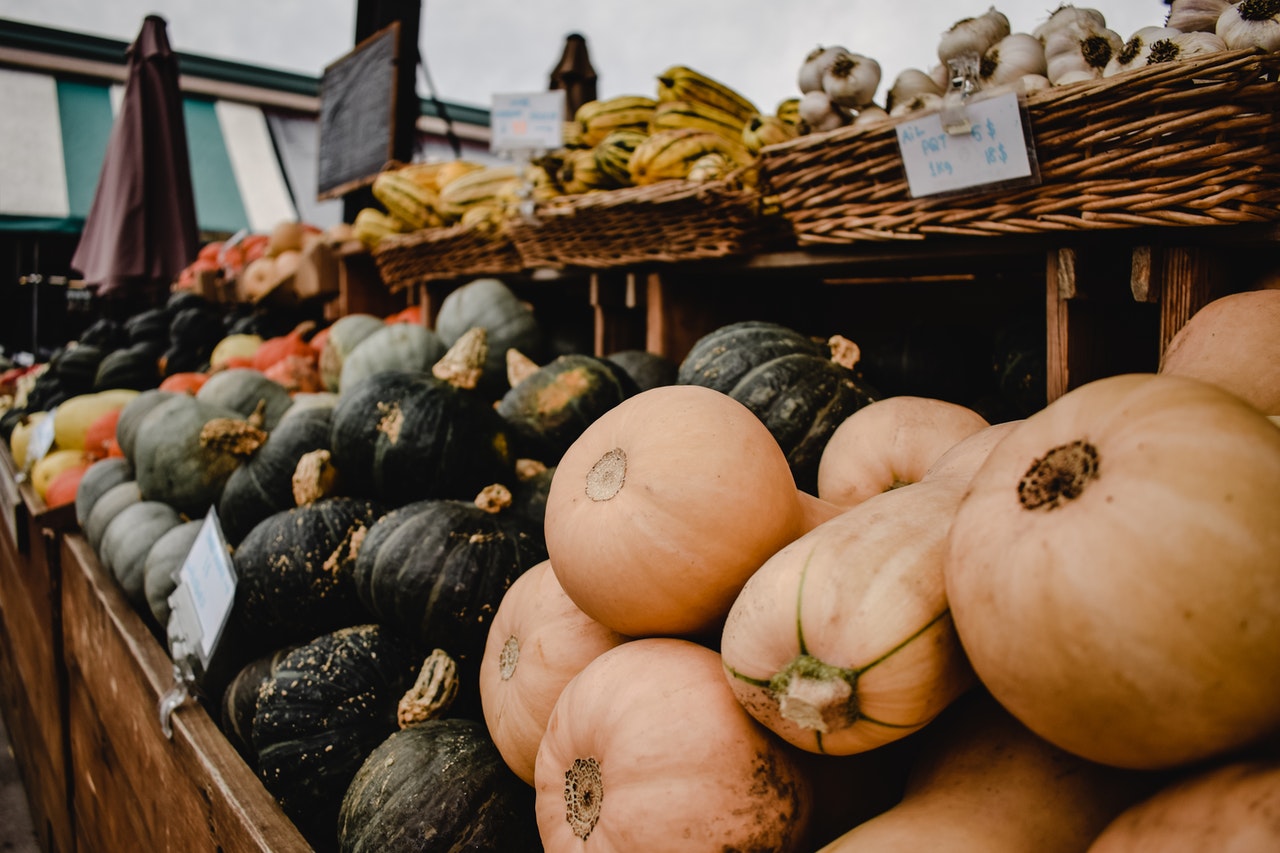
{"left": 25, "top": 408, "right": 58, "bottom": 472}
{"left": 895, "top": 91, "right": 1037, "bottom": 198}
{"left": 167, "top": 509, "right": 236, "bottom": 667}
{"left": 490, "top": 90, "right": 566, "bottom": 153}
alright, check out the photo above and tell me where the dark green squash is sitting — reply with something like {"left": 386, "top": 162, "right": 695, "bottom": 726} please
{"left": 165, "top": 289, "right": 213, "bottom": 317}
{"left": 93, "top": 342, "right": 162, "bottom": 392}
{"left": 252, "top": 624, "right": 419, "bottom": 852}
{"left": 496, "top": 352, "right": 637, "bottom": 464}
{"left": 338, "top": 718, "right": 541, "bottom": 853}
{"left": 328, "top": 329, "right": 515, "bottom": 507}
{"left": 230, "top": 496, "right": 385, "bottom": 656}
{"left": 353, "top": 487, "right": 546, "bottom": 705}
{"left": 218, "top": 404, "right": 335, "bottom": 545}
{"left": 84, "top": 479, "right": 142, "bottom": 554}
{"left": 219, "top": 643, "right": 298, "bottom": 768}
{"left": 678, "top": 320, "right": 878, "bottom": 493}
{"left": 77, "top": 318, "right": 129, "bottom": 351}
{"left": 132, "top": 394, "right": 264, "bottom": 518}
{"left": 508, "top": 459, "right": 555, "bottom": 531}
{"left": 433, "top": 277, "right": 544, "bottom": 393}
{"left": 196, "top": 368, "right": 294, "bottom": 430}
{"left": 124, "top": 307, "right": 171, "bottom": 346}
{"left": 51, "top": 343, "right": 107, "bottom": 396}
{"left": 607, "top": 347, "right": 679, "bottom": 392}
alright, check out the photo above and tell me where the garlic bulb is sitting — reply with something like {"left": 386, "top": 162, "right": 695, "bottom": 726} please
{"left": 850, "top": 104, "right": 890, "bottom": 128}
{"left": 1166, "top": 0, "right": 1238, "bottom": 33}
{"left": 887, "top": 69, "right": 944, "bottom": 113}
{"left": 822, "top": 49, "right": 883, "bottom": 108}
{"left": 1104, "top": 26, "right": 1181, "bottom": 75}
{"left": 1018, "top": 73, "right": 1053, "bottom": 93}
{"left": 797, "top": 89, "right": 851, "bottom": 132}
{"left": 1147, "top": 31, "right": 1229, "bottom": 62}
{"left": 1032, "top": 5, "right": 1108, "bottom": 40}
{"left": 938, "top": 6, "right": 1012, "bottom": 65}
{"left": 1217, "top": 0, "right": 1280, "bottom": 52}
{"left": 928, "top": 63, "right": 952, "bottom": 91}
{"left": 1054, "top": 68, "right": 1102, "bottom": 85}
{"left": 1044, "top": 21, "right": 1124, "bottom": 83}
{"left": 889, "top": 92, "right": 944, "bottom": 118}
{"left": 980, "top": 32, "right": 1048, "bottom": 85}
{"left": 799, "top": 45, "right": 846, "bottom": 94}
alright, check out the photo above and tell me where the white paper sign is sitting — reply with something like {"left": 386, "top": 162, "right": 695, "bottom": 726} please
{"left": 895, "top": 91, "right": 1037, "bottom": 198}
{"left": 167, "top": 509, "right": 236, "bottom": 667}
{"left": 490, "top": 90, "right": 566, "bottom": 153}
{"left": 24, "top": 407, "right": 58, "bottom": 472}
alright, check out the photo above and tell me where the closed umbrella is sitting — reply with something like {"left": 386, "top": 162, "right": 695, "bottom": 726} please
{"left": 71, "top": 14, "right": 198, "bottom": 304}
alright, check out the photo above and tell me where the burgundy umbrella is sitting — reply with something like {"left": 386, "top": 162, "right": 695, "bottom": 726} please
{"left": 71, "top": 14, "right": 199, "bottom": 303}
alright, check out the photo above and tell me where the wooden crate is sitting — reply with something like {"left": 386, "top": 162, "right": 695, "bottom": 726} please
{"left": 59, "top": 533, "right": 311, "bottom": 852}
{"left": 0, "top": 449, "right": 73, "bottom": 853}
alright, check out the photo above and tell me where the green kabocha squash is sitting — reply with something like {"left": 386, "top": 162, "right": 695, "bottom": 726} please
{"left": 143, "top": 518, "right": 203, "bottom": 629}
{"left": 252, "top": 624, "right": 419, "bottom": 852}
{"left": 131, "top": 394, "right": 265, "bottom": 518}
{"left": 338, "top": 718, "right": 541, "bottom": 853}
{"left": 434, "top": 277, "right": 544, "bottom": 394}
{"left": 77, "top": 317, "right": 129, "bottom": 351}
{"left": 115, "top": 389, "right": 177, "bottom": 464}
{"left": 218, "top": 404, "right": 335, "bottom": 545}
{"left": 497, "top": 351, "right": 638, "bottom": 464}
{"left": 124, "top": 307, "right": 170, "bottom": 347}
{"left": 98, "top": 500, "right": 183, "bottom": 614}
{"left": 230, "top": 496, "right": 385, "bottom": 657}
{"left": 93, "top": 342, "right": 161, "bottom": 392}
{"left": 328, "top": 328, "right": 514, "bottom": 507}
{"left": 508, "top": 459, "right": 555, "bottom": 531}
{"left": 679, "top": 320, "right": 877, "bottom": 493}
{"left": 84, "top": 479, "right": 142, "bottom": 554}
{"left": 75, "top": 456, "right": 134, "bottom": 529}
{"left": 337, "top": 322, "right": 446, "bottom": 392}
{"left": 318, "top": 313, "right": 386, "bottom": 392}
{"left": 353, "top": 485, "right": 547, "bottom": 711}
{"left": 196, "top": 368, "right": 294, "bottom": 431}
{"left": 607, "top": 347, "right": 679, "bottom": 392}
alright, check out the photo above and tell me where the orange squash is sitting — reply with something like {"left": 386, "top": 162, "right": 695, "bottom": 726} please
{"left": 253, "top": 321, "right": 317, "bottom": 372}
{"left": 44, "top": 463, "right": 90, "bottom": 508}
{"left": 544, "top": 384, "right": 806, "bottom": 638}
{"left": 945, "top": 373, "right": 1280, "bottom": 770}
{"left": 817, "top": 691, "right": 1154, "bottom": 852}
{"left": 1087, "top": 756, "right": 1280, "bottom": 851}
{"left": 920, "top": 419, "right": 1021, "bottom": 484}
{"left": 534, "top": 637, "right": 813, "bottom": 852}
{"left": 158, "top": 371, "right": 210, "bottom": 395}
{"left": 721, "top": 478, "right": 973, "bottom": 755}
{"left": 816, "top": 395, "right": 989, "bottom": 508}
{"left": 82, "top": 408, "right": 122, "bottom": 459}
{"left": 478, "top": 560, "right": 629, "bottom": 785}
{"left": 1159, "top": 288, "right": 1280, "bottom": 414}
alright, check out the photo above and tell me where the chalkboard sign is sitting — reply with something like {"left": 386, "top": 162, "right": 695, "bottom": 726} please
{"left": 316, "top": 22, "right": 401, "bottom": 200}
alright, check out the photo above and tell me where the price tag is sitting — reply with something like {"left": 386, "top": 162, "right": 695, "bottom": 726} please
{"left": 24, "top": 407, "right": 58, "bottom": 472}
{"left": 490, "top": 90, "right": 566, "bottom": 153}
{"left": 167, "top": 508, "right": 237, "bottom": 669}
{"left": 895, "top": 90, "right": 1039, "bottom": 198}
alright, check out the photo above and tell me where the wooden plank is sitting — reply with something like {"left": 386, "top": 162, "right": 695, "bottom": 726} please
{"left": 0, "top": 452, "right": 73, "bottom": 853}
{"left": 60, "top": 533, "right": 312, "bottom": 853}
{"left": 590, "top": 272, "right": 645, "bottom": 357}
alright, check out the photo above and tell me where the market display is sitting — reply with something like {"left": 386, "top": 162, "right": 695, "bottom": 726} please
{"left": 2, "top": 2, "right": 1280, "bottom": 852}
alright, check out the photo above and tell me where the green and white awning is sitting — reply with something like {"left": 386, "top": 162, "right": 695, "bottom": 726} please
{"left": 0, "top": 66, "right": 312, "bottom": 235}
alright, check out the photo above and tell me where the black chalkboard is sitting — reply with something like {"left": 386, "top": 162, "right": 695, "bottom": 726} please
{"left": 316, "top": 22, "right": 401, "bottom": 200}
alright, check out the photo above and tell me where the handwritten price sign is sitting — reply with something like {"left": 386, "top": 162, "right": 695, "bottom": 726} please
{"left": 491, "top": 90, "right": 566, "bottom": 153}
{"left": 895, "top": 91, "right": 1037, "bottom": 198}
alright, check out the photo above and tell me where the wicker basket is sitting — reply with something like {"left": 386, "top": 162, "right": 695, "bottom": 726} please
{"left": 372, "top": 223, "right": 524, "bottom": 290}
{"left": 507, "top": 175, "right": 787, "bottom": 269}
{"left": 761, "top": 49, "right": 1280, "bottom": 243}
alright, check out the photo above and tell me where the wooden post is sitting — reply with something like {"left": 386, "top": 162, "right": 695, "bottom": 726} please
{"left": 1131, "top": 245, "right": 1228, "bottom": 364}
{"left": 590, "top": 271, "right": 644, "bottom": 357}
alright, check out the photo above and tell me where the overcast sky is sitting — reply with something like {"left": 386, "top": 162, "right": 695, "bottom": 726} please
{"left": 3, "top": 1, "right": 1172, "bottom": 112}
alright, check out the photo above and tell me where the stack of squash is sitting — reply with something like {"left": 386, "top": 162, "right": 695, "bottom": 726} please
{"left": 61, "top": 277, "right": 1280, "bottom": 852}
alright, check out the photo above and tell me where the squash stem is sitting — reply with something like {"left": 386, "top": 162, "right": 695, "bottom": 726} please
{"left": 770, "top": 655, "right": 858, "bottom": 733}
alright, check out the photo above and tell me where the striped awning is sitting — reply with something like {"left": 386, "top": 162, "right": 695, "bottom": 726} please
{"left": 0, "top": 66, "right": 336, "bottom": 235}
